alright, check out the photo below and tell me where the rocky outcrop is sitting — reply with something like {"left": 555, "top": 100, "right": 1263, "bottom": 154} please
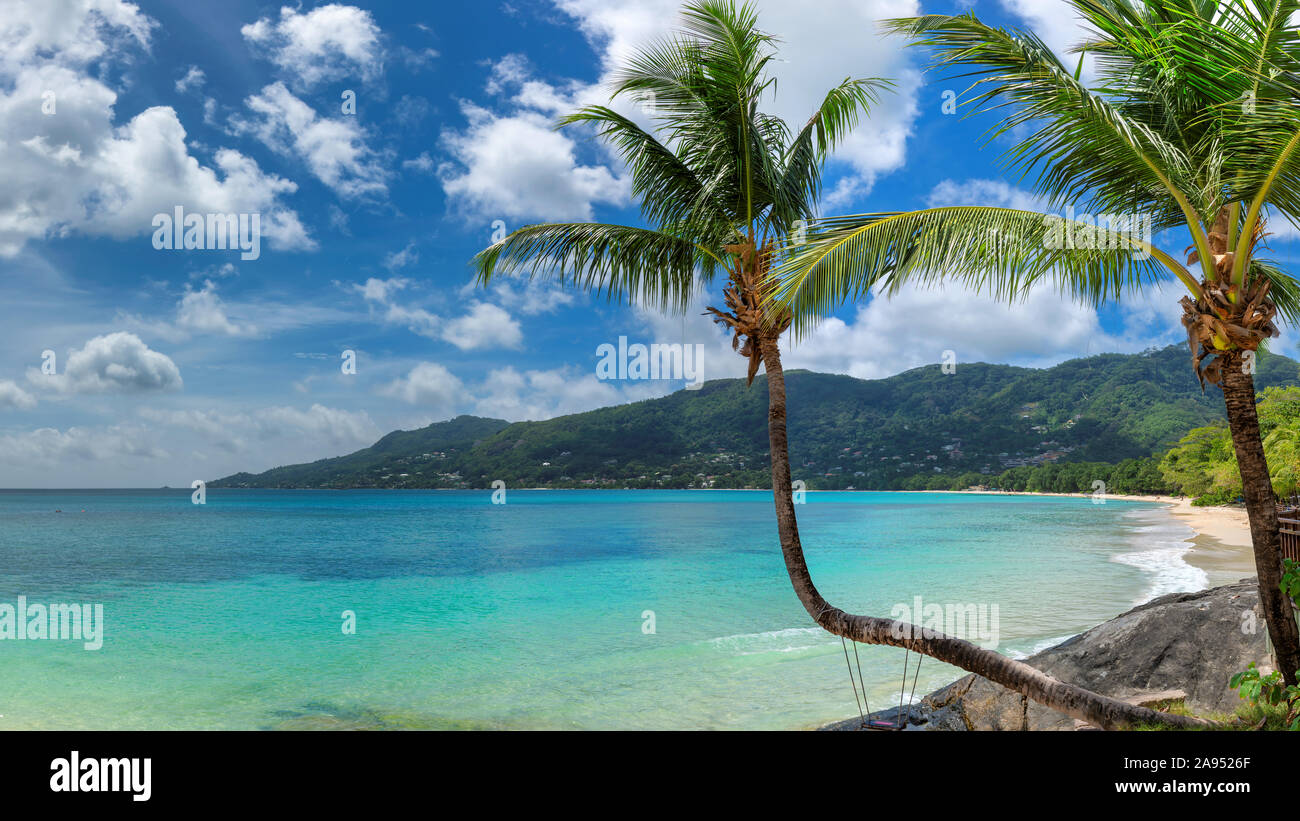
{"left": 821, "top": 580, "right": 1273, "bottom": 731}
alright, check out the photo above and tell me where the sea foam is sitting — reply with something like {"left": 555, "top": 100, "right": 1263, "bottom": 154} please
{"left": 1111, "top": 509, "right": 1206, "bottom": 602}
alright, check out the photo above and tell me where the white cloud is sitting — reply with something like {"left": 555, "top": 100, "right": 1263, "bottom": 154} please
{"left": 241, "top": 4, "right": 384, "bottom": 88}
{"left": 190, "top": 262, "right": 238, "bottom": 281}
{"left": 0, "top": 0, "right": 153, "bottom": 74}
{"left": 439, "top": 99, "right": 629, "bottom": 221}
{"left": 473, "top": 365, "right": 659, "bottom": 421}
{"left": 355, "top": 278, "right": 525, "bottom": 351}
{"left": 0, "top": 399, "right": 381, "bottom": 486}
{"left": 442, "top": 302, "right": 523, "bottom": 351}
{"left": 380, "top": 363, "right": 464, "bottom": 414}
{"left": 926, "top": 178, "right": 1048, "bottom": 212}
{"left": 28, "top": 331, "right": 182, "bottom": 395}
{"left": 0, "top": 424, "right": 168, "bottom": 466}
{"left": 174, "top": 65, "right": 205, "bottom": 94}
{"left": 398, "top": 46, "right": 440, "bottom": 71}
{"left": 241, "top": 404, "right": 379, "bottom": 447}
{"left": 379, "top": 302, "right": 441, "bottom": 339}
{"left": 140, "top": 404, "right": 380, "bottom": 453}
{"left": 377, "top": 360, "right": 673, "bottom": 424}
{"left": 0, "top": 380, "right": 38, "bottom": 410}
{"left": 117, "top": 280, "right": 259, "bottom": 340}
{"left": 383, "top": 241, "right": 418, "bottom": 271}
{"left": 545, "top": 0, "right": 924, "bottom": 208}
{"left": 464, "top": 276, "right": 577, "bottom": 316}
{"left": 175, "top": 280, "right": 257, "bottom": 337}
{"left": 235, "top": 81, "right": 388, "bottom": 199}
{"left": 0, "top": 2, "right": 313, "bottom": 256}
{"left": 402, "top": 152, "right": 434, "bottom": 173}
{"left": 784, "top": 284, "right": 1115, "bottom": 379}
{"left": 354, "top": 276, "right": 409, "bottom": 303}
{"left": 999, "top": 0, "right": 1097, "bottom": 80}
{"left": 441, "top": 1, "right": 926, "bottom": 220}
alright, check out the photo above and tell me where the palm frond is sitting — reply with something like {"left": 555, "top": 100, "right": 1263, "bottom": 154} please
{"left": 774, "top": 77, "right": 892, "bottom": 234}
{"left": 768, "top": 207, "right": 1175, "bottom": 336}
{"left": 559, "top": 105, "right": 732, "bottom": 234}
{"left": 881, "top": 12, "right": 1193, "bottom": 225}
{"left": 474, "top": 222, "right": 721, "bottom": 313}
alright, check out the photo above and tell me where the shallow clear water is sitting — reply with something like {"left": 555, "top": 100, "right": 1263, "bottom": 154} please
{"left": 0, "top": 489, "right": 1200, "bottom": 730}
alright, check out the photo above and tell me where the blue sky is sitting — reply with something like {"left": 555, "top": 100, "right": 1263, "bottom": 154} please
{"left": 3, "top": 0, "right": 1298, "bottom": 488}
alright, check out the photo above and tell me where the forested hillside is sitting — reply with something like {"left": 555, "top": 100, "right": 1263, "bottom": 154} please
{"left": 211, "top": 345, "right": 1300, "bottom": 491}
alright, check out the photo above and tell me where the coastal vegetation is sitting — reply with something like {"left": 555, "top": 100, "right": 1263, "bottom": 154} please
{"left": 1160, "top": 387, "right": 1300, "bottom": 504}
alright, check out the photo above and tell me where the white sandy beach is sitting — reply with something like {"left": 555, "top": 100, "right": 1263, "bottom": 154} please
{"left": 1137, "top": 495, "right": 1256, "bottom": 585}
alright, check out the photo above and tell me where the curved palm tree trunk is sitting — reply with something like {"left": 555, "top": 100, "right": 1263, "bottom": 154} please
{"left": 1220, "top": 352, "right": 1300, "bottom": 685}
{"left": 757, "top": 335, "right": 1213, "bottom": 730}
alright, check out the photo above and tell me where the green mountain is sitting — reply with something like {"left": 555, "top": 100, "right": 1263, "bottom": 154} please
{"left": 210, "top": 344, "right": 1300, "bottom": 491}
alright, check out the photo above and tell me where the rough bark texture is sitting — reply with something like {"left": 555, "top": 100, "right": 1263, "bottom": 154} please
{"left": 757, "top": 334, "right": 1214, "bottom": 730}
{"left": 1219, "top": 350, "right": 1300, "bottom": 685}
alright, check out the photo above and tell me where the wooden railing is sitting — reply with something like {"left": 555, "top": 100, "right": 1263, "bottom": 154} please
{"left": 1278, "top": 507, "right": 1300, "bottom": 564}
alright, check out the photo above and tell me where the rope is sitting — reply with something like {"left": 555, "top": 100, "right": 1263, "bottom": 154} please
{"left": 852, "top": 640, "right": 871, "bottom": 716}
{"left": 907, "top": 653, "right": 923, "bottom": 719}
{"left": 842, "top": 638, "right": 920, "bottom": 732}
{"left": 841, "top": 637, "right": 865, "bottom": 728}
{"left": 896, "top": 649, "right": 911, "bottom": 729}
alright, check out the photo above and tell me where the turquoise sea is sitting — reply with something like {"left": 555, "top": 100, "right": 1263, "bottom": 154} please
{"left": 0, "top": 489, "right": 1204, "bottom": 730}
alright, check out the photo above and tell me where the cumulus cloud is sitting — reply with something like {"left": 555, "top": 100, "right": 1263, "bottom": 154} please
{"left": 784, "top": 284, "right": 1117, "bottom": 379}
{"left": 0, "top": 403, "right": 381, "bottom": 485}
{"left": 174, "top": 65, "right": 205, "bottom": 94}
{"left": 440, "top": 0, "right": 925, "bottom": 220}
{"left": 353, "top": 276, "right": 409, "bottom": 303}
{"left": 473, "top": 365, "right": 661, "bottom": 421}
{"left": 379, "top": 363, "right": 465, "bottom": 414}
{"left": 0, "top": 0, "right": 153, "bottom": 74}
{"left": 0, "top": 1, "right": 313, "bottom": 256}
{"left": 234, "top": 81, "right": 388, "bottom": 199}
{"left": 926, "top": 178, "right": 1049, "bottom": 212}
{"left": 118, "top": 280, "right": 259, "bottom": 340}
{"left": 29, "top": 332, "right": 182, "bottom": 395}
{"left": 0, "top": 380, "right": 38, "bottom": 410}
{"left": 468, "top": 276, "right": 576, "bottom": 316}
{"left": 175, "top": 280, "right": 258, "bottom": 337}
{"left": 241, "top": 4, "right": 384, "bottom": 88}
{"left": 354, "top": 279, "right": 525, "bottom": 351}
{"left": 375, "top": 360, "right": 670, "bottom": 424}
{"left": 439, "top": 98, "right": 629, "bottom": 221}
{"left": 0, "top": 424, "right": 168, "bottom": 466}
{"left": 442, "top": 302, "right": 522, "bottom": 351}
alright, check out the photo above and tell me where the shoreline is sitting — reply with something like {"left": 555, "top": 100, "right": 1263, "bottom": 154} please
{"left": 933, "top": 488, "right": 1256, "bottom": 585}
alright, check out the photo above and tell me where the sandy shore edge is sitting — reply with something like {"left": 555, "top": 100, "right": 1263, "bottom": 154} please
{"left": 934, "top": 489, "right": 1256, "bottom": 581}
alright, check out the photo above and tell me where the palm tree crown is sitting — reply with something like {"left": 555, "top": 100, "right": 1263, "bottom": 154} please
{"left": 770, "top": 0, "right": 1300, "bottom": 354}
{"left": 474, "top": 0, "right": 887, "bottom": 379}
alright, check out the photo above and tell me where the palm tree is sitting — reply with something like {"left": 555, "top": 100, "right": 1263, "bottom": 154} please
{"left": 475, "top": 0, "right": 1208, "bottom": 728}
{"left": 770, "top": 0, "right": 1300, "bottom": 686}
